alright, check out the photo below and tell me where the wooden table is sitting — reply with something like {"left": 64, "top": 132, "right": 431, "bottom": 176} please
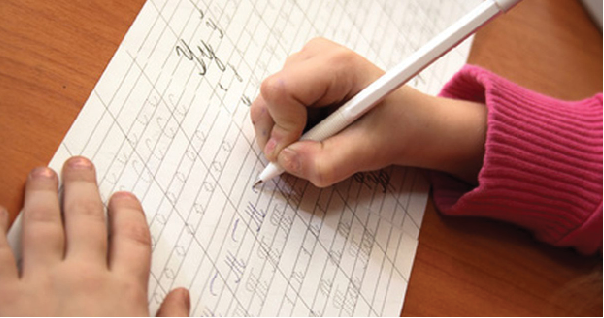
{"left": 0, "top": 0, "right": 601, "bottom": 316}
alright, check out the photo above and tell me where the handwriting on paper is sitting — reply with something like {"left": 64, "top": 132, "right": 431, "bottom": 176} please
{"left": 10, "top": 0, "right": 482, "bottom": 316}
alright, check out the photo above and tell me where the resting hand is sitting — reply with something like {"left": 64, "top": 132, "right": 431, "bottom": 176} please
{"left": 251, "top": 38, "right": 487, "bottom": 186}
{"left": 0, "top": 156, "right": 189, "bottom": 316}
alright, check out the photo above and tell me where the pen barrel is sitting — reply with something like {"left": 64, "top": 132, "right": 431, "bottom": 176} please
{"left": 297, "top": 0, "right": 513, "bottom": 146}
{"left": 300, "top": 107, "right": 351, "bottom": 142}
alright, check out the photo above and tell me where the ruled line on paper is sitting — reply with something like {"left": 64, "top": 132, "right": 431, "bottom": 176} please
{"left": 9, "top": 0, "right": 481, "bottom": 315}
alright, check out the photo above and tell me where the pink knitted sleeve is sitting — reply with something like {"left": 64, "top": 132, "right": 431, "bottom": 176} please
{"left": 431, "top": 65, "right": 603, "bottom": 254}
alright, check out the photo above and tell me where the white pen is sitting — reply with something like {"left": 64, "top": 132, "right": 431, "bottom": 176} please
{"left": 255, "top": 0, "right": 520, "bottom": 187}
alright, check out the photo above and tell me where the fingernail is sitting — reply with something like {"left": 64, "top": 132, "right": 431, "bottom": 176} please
{"left": 264, "top": 138, "right": 277, "bottom": 156}
{"left": 68, "top": 156, "right": 92, "bottom": 170}
{"left": 29, "top": 167, "right": 56, "bottom": 180}
{"left": 280, "top": 147, "right": 300, "bottom": 173}
{"left": 112, "top": 191, "right": 138, "bottom": 201}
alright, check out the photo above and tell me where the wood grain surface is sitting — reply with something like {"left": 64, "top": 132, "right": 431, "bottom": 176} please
{"left": 0, "top": 0, "right": 601, "bottom": 316}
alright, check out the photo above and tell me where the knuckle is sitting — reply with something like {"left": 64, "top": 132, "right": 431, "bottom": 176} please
{"left": 328, "top": 47, "right": 357, "bottom": 68}
{"left": 312, "top": 160, "right": 335, "bottom": 188}
{"left": 67, "top": 199, "right": 105, "bottom": 222}
{"left": 23, "top": 225, "right": 63, "bottom": 249}
{"left": 249, "top": 101, "right": 266, "bottom": 123}
{"left": 305, "top": 37, "right": 328, "bottom": 49}
{"left": 275, "top": 117, "right": 302, "bottom": 135}
{"left": 260, "top": 75, "right": 282, "bottom": 101}
{"left": 284, "top": 54, "right": 298, "bottom": 65}
{"left": 116, "top": 278, "right": 148, "bottom": 303}
{"left": 25, "top": 206, "right": 60, "bottom": 223}
{"left": 59, "top": 261, "right": 107, "bottom": 287}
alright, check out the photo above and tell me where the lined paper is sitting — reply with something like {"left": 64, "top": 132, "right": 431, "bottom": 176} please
{"left": 9, "top": 0, "right": 481, "bottom": 315}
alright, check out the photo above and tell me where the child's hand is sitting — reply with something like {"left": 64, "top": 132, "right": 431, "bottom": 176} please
{"left": 251, "top": 38, "right": 487, "bottom": 186}
{"left": 0, "top": 156, "right": 189, "bottom": 317}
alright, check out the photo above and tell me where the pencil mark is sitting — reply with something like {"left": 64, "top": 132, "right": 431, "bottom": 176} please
{"left": 270, "top": 204, "right": 293, "bottom": 233}
{"left": 309, "top": 219, "right": 321, "bottom": 237}
{"left": 202, "top": 181, "right": 215, "bottom": 192}
{"left": 145, "top": 138, "right": 165, "bottom": 160}
{"left": 193, "top": 129, "right": 206, "bottom": 142}
{"left": 164, "top": 268, "right": 176, "bottom": 279}
{"left": 240, "top": 95, "right": 252, "bottom": 106}
{"left": 50, "top": 0, "right": 463, "bottom": 316}
{"left": 229, "top": 64, "right": 243, "bottom": 82}
{"left": 231, "top": 303, "right": 249, "bottom": 317}
{"left": 185, "top": 148, "right": 197, "bottom": 161}
{"left": 245, "top": 201, "right": 266, "bottom": 232}
{"left": 257, "top": 235, "right": 281, "bottom": 268}
{"left": 174, "top": 104, "right": 189, "bottom": 120}
{"left": 175, "top": 171, "right": 188, "bottom": 183}
{"left": 290, "top": 271, "right": 304, "bottom": 291}
{"left": 205, "top": 18, "right": 224, "bottom": 38}
{"left": 335, "top": 285, "right": 358, "bottom": 315}
{"left": 185, "top": 222, "right": 196, "bottom": 235}
{"left": 106, "top": 172, "right": 119, "bottom": 185}
{"left": 318, "top": 278, "right": 333, "bottom": 296}
{"left": 221, "top": 141, "right": 232, "bottom": 152}
{"left": 327, "top": 250, "right": 342, "bottom": 266}
{"left": 132, "top": 159, "right": 153, "bottom": 183}
{"left": 175, "top": 245, "right": 186, "bottom": 256}
{"left": 231, "top": 218, "right": 240, "bottom": 242}
{"left": 125, "top": 133, "right": 139, "bottom": 147}
{"left": 210, "top": 161, "right": 223, "bottom": 173}
{"left": 167, "top": 93, "right": 179, "bottom": 109}
{"left": 152, "top": 291, "right": 165, "bottom": 306}
{"left": 150, "top": 235, "right": 156, "bottom": 249}
{"left": 187, "top": 0, "right": 205, "bottom": 19}
{"left": 201, "top": 307, "right": 216, "bottom": 317}
{"left": 224, "top": 251, "right": 246, "bottom": 283}
{"left": 175, "top": 39, "right": 229, "bottom": 76}
{"left": 336, "top": 218, "right": 351, "bottom": 239}
{"left": 166, "top": 191, "right": 177, "bottom": 204}
{"left": 156, "top": 214, "right": 168, "bottom": 225}
{"left": 116, "top": 151, "right": 129, "bottom": 165}
{"left": 209, "top": 271, "right": 220, "bottom": 296}
{"left": 245, "top": 272, "right": 268, "bottom": 300}
{"left": 193, "top": 203, "right": 205, "bottom": 215}
{"left": 353, "top": 170, "right": 393, "bottom": 193}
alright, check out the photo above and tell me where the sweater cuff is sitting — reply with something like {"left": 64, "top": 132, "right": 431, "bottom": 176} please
{"left": 431, "top": 65, "right": 603, "bottom": 254}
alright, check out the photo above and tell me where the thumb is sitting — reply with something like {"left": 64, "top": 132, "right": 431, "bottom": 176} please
{"left": 156, "top": 288, "right": 190, "bottom": 317}
{"left": 277, "top": 128, "right": 382, "bottom": 187}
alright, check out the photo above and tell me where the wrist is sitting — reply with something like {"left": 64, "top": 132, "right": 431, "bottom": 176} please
{"left": 392, "top": 88, "right": 487, "bottom": 183}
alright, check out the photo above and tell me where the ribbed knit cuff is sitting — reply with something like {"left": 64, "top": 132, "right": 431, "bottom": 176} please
{"left": 431, "top": 65, "right": 603, "bottom": 254}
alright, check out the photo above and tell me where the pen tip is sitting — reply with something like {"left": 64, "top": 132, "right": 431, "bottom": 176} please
{"left": 254, "top": 180, "right": 262, "bottom": 188}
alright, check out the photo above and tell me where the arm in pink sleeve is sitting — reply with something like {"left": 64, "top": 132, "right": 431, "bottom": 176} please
{"left": 430, "top": 65, "right": 602, "bottom": 254}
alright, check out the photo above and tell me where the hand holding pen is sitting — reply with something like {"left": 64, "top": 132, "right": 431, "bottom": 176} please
{"left": 250, "top": 37, "right": 488, "bottom": 187}
{"left": 252, "top": 0, "right": 519, "bottom": 187}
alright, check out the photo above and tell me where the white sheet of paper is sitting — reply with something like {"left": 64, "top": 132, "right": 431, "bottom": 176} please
{"left": 9, "top": 0, "right": 481, "bottom": 315}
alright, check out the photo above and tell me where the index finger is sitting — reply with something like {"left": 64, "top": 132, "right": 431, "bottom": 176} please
{"left": 61, "top": 156, "right": 107, "bottom": 264}
{"left": 259, "top": 56, "right": 357, "bottom": 162}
